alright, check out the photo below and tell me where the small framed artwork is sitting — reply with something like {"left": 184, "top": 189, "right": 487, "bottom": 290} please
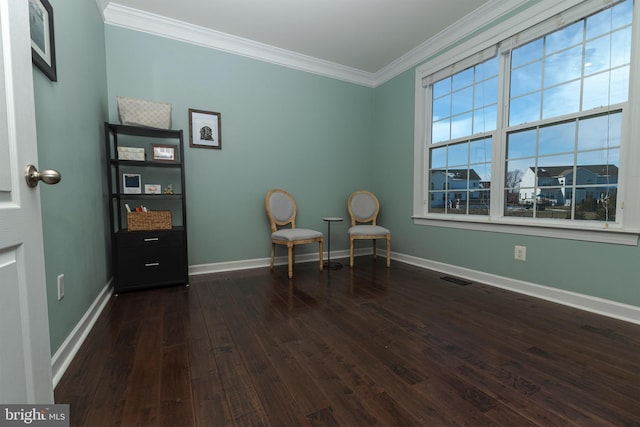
{"left": 122, "top": 173, "right": 141, "bottom": 194}
{"left": 29, "top": 0, "right": 57, "bottom": 82}
{"left": 189, "top": 109, "right": 222, "bottom": 149}
{"left": 151, "top": 144, "right": 177, "bottom": 162}
{"left": 144, "top": 184, "right": 162, "bottom": 194}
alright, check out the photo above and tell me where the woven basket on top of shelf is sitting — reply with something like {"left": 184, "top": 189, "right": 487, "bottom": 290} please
{"left": 127, "top": 211, "right": 172, "bottom": 231}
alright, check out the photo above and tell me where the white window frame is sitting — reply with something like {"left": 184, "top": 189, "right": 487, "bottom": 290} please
{"left": 413, "top": 0, "right": 640, "bottom": 245}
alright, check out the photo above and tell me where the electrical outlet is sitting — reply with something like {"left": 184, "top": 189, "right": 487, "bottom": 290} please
{"left": 57, "top": 274, "right": 65, "bottom": 300}
{"left": 514, "top": 245, "right": 527, "bottom": 261}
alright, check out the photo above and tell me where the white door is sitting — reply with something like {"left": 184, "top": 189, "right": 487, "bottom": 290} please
{"left": 0, "top": 0, "right": 54, "bottom": 403}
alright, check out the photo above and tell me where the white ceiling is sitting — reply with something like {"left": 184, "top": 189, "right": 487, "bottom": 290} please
{"left": 101, "top": 0, "right": 491, "bottom": 74}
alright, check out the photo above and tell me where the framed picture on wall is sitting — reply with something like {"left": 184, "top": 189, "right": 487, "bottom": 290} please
{"left": 189, "top": 109, "right": 222, "bottom": 149}
{"left": 29, "top": 0, "right": 57, "bottom": 82}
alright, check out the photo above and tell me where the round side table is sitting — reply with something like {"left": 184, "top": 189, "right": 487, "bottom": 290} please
{"left": 323, "top": 217, "right": 343, "bottom": 270}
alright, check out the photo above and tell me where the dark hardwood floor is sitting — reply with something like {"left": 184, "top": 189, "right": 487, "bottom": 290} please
{"left": 55, "top": 257, "right": 640, "bottom": 426}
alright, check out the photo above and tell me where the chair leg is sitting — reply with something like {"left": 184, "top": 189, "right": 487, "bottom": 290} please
{"left": 350, "top": 238, "right": 355, "bottom": 268}
{"left": 372, "top": 239, "right": 377, "bottom": 259}
{"left": 287, "top": 244, "right": 294, "bottom": 279}
{"left": 386, "top": 237, "right": 391, "bottom": 268}
{"left": 319, "top": 240, "right": 323, "bottom": 271}
{"left": 270, "top": 242, "right": 275, "bottom": 270}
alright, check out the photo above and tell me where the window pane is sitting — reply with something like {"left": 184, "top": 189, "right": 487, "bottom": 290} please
{"left": 575, "top": 186, "right": 617, "bottom": 221}
{"left": 538, "top": 121, "right": 575, "bottom": 156}
{"left": 505, "top": 192, "right": 535, "bottom": 216}
{"left": 511, "top": 61, "right": 542, "bottom": 98}
{"left": 469, "top": 138, "right": 492, "bottom": 165}
{"left": 544, "top": 46, "right": 582, "bottom": 87}
{"left": 610, "top": 66, "right": 630, "bottom": 104}
{"left": 432, "top": 119, "right": 450, "bottom": 143}
{"left": 451, "top": 112, "right": 473, "bottom": 139}
{"left": 587, "top": 6, "right": 612, "bottom": 39}
{"left": 612, "top": 27, "right": 632, "bottom": 67}
{"left": 577, "top": 150, "right": 619, "bottom": 174}
{"left": 433, "top": 95, "right": 451, "bottom": 120}
{"left": 429, "top": 191, "right": 446, "bottom": 212}
{"left": 452, "top": 68, "right": 474, "bottom": 90}
{"left": 612, "top": 0, "right": 633, "bottom": 28}
{"left": 448, "top": 142, "right": 469, "bottom": 167}
{"left": 538, "top": 153, "right": 575, "bottom": 168}
{"left": 583, "top": 71, "right": 612, "bottom": 110}
{"left": 433, "top": 78, "right": 451, "bottom": 98}
{"left": 585, "top": 34, "right": 611, "bottom": 75}
{"left": 469, "top": 190, "right": 490, "bottom": 215}
{"left": 582, "top": 66, "right": 628, "bottom": 109}
{"left": 451, "top": 86, "right": 473, "bottom": 116}
{"left": 542, "top": 80, "right": 581, "bottom": 119}
{"left": 577, "top": 113, "right": 621, "bottom": 150}
{"left": 512, "top": 38, "right": 543, "bottom": 68}
{"left": 510, "top": 92, "right": 541, "bottom": 126}
{"left": 473, "top": 106, "right": 497, "bottom": 134}
{"left": 507, "top": 128, "right": 537, "bottom": 158}
{"left": 430, "top": 171, "right": 446, "bottom": 190}
{"left": 431, "top": 146, "right": 447, "bottom": 169}
{"left": 546, "top": 21, "right": 583, "bottom": 54}
{"left": 474, "top": 77, "right": 498, "bottom": 108}
{"left": 475, "top": 56, "right": 498, "bottom": 80}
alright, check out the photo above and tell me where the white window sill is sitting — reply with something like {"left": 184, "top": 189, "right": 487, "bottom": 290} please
{"left": 412, "top": 216, "right": 640, "bottom": 246}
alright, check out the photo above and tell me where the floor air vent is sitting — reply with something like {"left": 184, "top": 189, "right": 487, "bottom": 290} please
{"left": 440, "top": 276, "right": 472, "bottom": 286}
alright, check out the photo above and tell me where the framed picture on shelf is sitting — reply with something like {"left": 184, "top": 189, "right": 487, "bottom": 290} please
{"left": 123, "top": 173, "right": 141, "bottom": 194}
{"left": 144, "top": 184, "right": 162, "bottom": 194}
{"left": 29, "top": 0, "right": 57, "bottom": 82}
{"left": 151, "top": 144, "right": 177, "bottom": 162}
{"left": 189, "top": 109, "right": 221, "bottom": 149}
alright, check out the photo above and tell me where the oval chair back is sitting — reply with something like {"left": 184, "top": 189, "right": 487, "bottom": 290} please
{"left": 347, "top": 190, "right": 390, "bottom": 268}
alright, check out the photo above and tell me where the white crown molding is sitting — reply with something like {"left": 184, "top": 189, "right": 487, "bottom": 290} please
{"left": 102, "top": 1, "right": 533, "bottom": 88}
{"left": 374, "top": 0, "right": 530, "bottom": 86}
{"left": 103, "top": 3, "right": 377, "bottom": 87}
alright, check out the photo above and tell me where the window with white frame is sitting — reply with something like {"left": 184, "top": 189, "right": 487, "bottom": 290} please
{"left": 415, "top": 0, "right": 637, "bottom": 235}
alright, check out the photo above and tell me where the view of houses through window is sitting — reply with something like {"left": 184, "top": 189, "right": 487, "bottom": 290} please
{"left": 426, "top": 0, "right": 631, "bottom": 223}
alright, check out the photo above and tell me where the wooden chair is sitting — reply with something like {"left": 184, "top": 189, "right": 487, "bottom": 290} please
{"left": 347, "top": 190, "right": 391, "bottom": 268}
{"left": 265, "top": 189, "right": 323, "bottom": 279}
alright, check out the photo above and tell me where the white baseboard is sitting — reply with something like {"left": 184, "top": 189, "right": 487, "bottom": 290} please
{"left": 189, "top": 248, "right": 360, "bottom": 275}
{"left": 394, "top": 252, "right": 640, "bottom": 326}
{"left": 51, "top": 279, "right": 113, "bottom": 388}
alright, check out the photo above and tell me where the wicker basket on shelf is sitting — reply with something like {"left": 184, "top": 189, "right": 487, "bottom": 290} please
{"left": 127, "top": 211, "right": 172, "bottom": 231}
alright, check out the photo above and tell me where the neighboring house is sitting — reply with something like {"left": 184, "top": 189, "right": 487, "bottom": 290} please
{"left": 430, "top": 169, "right": 486, "bottom": 208}
{"left": 519, "top": 165, "right": 618, "bottom": 206}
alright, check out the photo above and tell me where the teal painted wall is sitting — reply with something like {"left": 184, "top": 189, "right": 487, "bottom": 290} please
{"left": 32, "top": 0, "right": 109, "bottom": 353}
{"left": 104, "top": 27, "right": 374, "bottom": 264}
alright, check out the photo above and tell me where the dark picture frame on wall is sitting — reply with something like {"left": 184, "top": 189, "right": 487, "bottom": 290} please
{"left": 189, "top": 109, "right": 222, "bottom": 149}
{"left": 29, "top": 0, "right": 57, "bottom": 82}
